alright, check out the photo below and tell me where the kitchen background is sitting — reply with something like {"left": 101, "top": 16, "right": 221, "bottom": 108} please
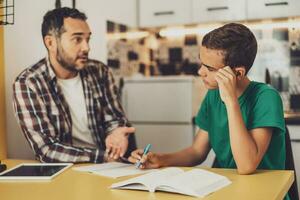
{"left": 1, "top": 0, "right": 300, "bottom": 193}
{"left": 106, "top": 20, "right": 300, "bottom": 112}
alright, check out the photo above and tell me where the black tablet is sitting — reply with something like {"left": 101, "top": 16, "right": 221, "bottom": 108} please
{"left": 0, "top": 163, "right": 73, "bottom": 180}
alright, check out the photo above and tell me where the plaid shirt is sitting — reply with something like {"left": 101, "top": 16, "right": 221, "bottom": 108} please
{"left": 13, "top": 57, "right": 129, "bottom": 163}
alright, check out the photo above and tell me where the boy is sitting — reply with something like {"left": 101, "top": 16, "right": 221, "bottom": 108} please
{"left": 129, "top": 23, "right": 286, "bottom": 176}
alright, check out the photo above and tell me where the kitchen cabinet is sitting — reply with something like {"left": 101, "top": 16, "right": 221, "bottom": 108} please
{"left": 139, "top": 0, "right": 192, "bottom": 27}
{"left": 138, "top": 0, "right": 300, "bottom": 28}
{"left": 247, "top": 0, "right": 300, "bottom": 20}
{"left": 287, "top": 125, "right": 300, "bottom": 195}
{"left": 122, "top": 76, "right": 206, "bottom": 153}
{"left": 192, "top": 0, "right": 247, "bottom": 23}
{"left": 134, "top": 124, "right": 194, "bottom": 153}
{"left": 79, "top": 0, "right": 137, "bottom": 27}
{"left": 123, "top": 77, "right": 196, "bottom": 123}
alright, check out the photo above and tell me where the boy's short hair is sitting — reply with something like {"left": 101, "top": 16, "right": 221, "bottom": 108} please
{"left": 41, "top": 7, "right": 87, "bottom": 39}
{"left": 202, "top": 23, "right": 257, "bottom": 73}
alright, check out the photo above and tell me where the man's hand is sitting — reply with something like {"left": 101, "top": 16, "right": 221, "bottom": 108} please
{"left": 215, "top": 66, "right": 238, "bottom": 105}
{"left": 105, "top": 127, "right": 135, "bottom": 160}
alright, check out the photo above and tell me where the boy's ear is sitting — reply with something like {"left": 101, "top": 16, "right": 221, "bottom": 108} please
{"left": 234, "top": 67, "right": 246, "bottom": 79}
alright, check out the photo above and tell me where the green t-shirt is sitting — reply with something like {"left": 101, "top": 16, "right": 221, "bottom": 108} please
{"left": 195, "top": 81, "right": 286, "bottom": 170}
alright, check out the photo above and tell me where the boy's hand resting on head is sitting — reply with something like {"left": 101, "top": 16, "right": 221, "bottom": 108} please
{"left": 128, "top": 149, "right": 163, "bottom": 169}
{"left": 215, "top": 66, "right": 238, "bottom": 105}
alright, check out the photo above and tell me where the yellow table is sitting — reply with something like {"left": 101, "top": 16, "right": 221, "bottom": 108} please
{"left": 0, "top": 159, "right": 294, "bottom": 200}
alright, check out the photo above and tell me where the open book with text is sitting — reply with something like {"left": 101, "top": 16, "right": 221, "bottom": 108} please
{"left": 110, "top": 167, "right": 231, "bottom": 197}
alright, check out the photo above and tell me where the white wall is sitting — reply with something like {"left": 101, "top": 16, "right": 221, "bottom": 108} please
{"left": 4, "top": 0, "right": 137, "bottom": 159}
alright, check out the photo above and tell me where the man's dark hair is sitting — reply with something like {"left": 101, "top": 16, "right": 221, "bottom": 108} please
{"left": 202, "top": 23, "right": 257, "bottom": 73}
{"left": 41, "top": 7, "right": 87, "bottom": 39}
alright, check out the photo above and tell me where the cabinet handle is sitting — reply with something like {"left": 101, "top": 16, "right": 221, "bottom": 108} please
{"left": 291, "top": 139, "right": 300, "bottom": 143}
{"left": 207, "top": 6, "right": 229, "bottom": 11}
{"left": 154, "top": 11, "right": 175, "bottom": 16}
{"left": 265, "top": 2, "right": 288, "bottom": 6}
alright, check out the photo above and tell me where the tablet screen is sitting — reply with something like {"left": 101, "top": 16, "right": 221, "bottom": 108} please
{"left": 0, "top": 163, "right": 73, "bottom": 180}
{"left": 0, "top": 165, "right": 66, "bottom": 176}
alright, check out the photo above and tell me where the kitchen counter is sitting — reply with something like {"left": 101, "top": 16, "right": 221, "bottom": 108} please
{"left": 285, "top": 112, "right": 300, "bottom": 125}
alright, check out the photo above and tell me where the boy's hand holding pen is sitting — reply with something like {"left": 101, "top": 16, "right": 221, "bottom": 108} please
{"left": 135, "top": 144, "right": 152, "bottom": 168}
{"left": 128, "top": 144, "right": 162, "bottom": 169}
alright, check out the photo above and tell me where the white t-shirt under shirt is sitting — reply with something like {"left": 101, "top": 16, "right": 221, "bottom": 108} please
{"left": 57, "top": 74, "right": 97, "bottom": 149}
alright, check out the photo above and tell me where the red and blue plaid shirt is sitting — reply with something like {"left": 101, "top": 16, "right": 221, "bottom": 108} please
{"left": 13, "top": 57, "right": 129, "bottom": 163}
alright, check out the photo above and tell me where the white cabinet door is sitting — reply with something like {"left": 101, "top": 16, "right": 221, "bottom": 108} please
{"left": 192, "top": 0, "right": 247, "bottom": 23}
{"left": 288, "top": 125, "right": 300, "bottom": 195}
{"left": 105, "top": 0, "right": 137, "bottom": 27}
{"left": 123, "top": 78, "right": 193, "bottom": 123}
{"left": 247, "top": 0, "right": 300, "bottom": 20}
{"left": 134, "top": 124, "right": 194, "bottom": 153}
{"left": 291, "top": 140, "right": 300, "bottom": 196}
{"left": 139, "top": 0, "right": 192, "bottom": 27}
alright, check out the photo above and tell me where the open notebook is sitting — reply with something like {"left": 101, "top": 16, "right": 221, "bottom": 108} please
{"left": 73, "top": 162, "right": 157, "bottom": 178}
{"left": 111, "top": 167, "right": 231, "bottom": 197}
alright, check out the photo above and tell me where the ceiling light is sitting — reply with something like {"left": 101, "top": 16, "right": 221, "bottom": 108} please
{"left": 107, "top": 31, "right": 150, "bottom": 40}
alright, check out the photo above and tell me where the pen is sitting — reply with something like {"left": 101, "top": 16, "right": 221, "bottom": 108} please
{"left": 135, "top": 144, "right": 152, "bottom": 168}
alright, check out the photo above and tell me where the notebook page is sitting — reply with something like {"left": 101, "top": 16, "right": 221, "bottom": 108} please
{"left": 73, "top": 162, "right": 157, "bottom": 178}
{"left": 111, "top": 167, "right": 184, "bottom": 192}
{"left": 73, "top": 162, "right": 129, "bottom": 172}
{"left": 93, "top": 165, "right": 158, "bottom": 178}
{"left": 161, "top": 169, "right": 231, "bottom": 197}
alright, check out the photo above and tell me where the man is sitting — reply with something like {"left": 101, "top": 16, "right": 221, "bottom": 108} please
{"left": 129, "top": 23, "right": 286, "bottom": 175}
{"left": 13, "top": 7, "right": 136, "bottom": 163}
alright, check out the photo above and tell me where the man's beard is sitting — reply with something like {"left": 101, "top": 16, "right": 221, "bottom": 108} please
{"left": 56, "top": 45, "right": 86, "bottom": 73}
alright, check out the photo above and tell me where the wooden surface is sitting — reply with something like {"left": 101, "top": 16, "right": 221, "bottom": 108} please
{"left": 0, "top": 159, "right": 294, "bottom": 200}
